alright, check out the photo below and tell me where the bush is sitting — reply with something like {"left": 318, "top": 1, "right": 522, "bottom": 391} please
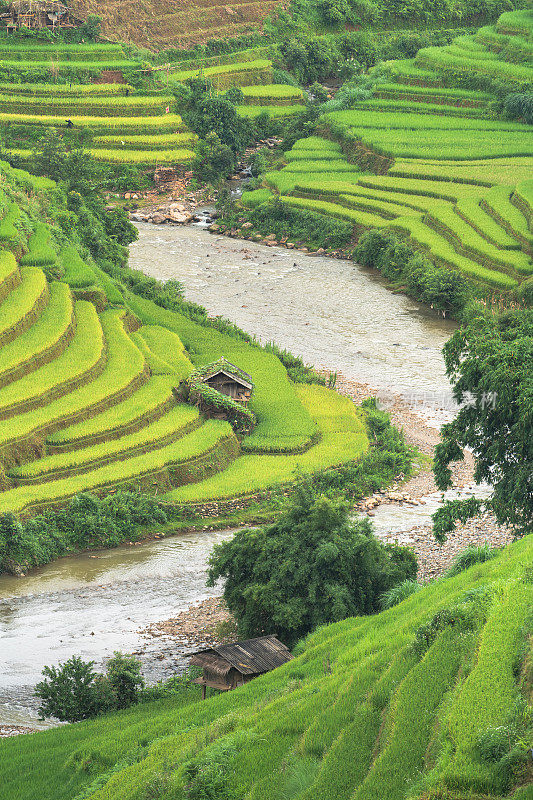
{"left": 35, "top": 651, "right": 145, "bottom": 722}
{"left": 106, "top": 652, "right": 145, "bottom": 709}
{"left": 381, "top": 579, "right": 421, "bottom": 609}
{"left": 504, "top": 92, "right": 533, "bottom": 124}
{"left": 446, "top": 544, "right": 498, "bottom": 577}
{"left": 355, "top": 229, "right": 471, "bottom": 316}
{"left": 208, "top": 482, "right": 417, "bottom": 647}
{"left": 34, "top": 656, "right": 113, "bottom": 722}
{"left": 249, "top": 196, "right": 353, "bottom": 250}
{"left": 413, "top": 604, "right": 479, "bottom": 656}
{"left": 0, "top": 492, "right": 176, "bottom": 574}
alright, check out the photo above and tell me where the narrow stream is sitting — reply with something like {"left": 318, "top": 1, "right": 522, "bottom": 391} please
{"left": 1, "top": 228, "right": 462, "bottom": 728}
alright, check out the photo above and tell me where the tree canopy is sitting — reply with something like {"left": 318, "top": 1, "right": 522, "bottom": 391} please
{"left": 207, "top": 484, "right": 417, "bottom": 647}
{"left": 433, "top": 309, "right": 533, "bottom": 541}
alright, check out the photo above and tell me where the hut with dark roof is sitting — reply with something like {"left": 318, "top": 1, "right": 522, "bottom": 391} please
{"left": 190, "top": 635, "right": 293, "bottom": 698}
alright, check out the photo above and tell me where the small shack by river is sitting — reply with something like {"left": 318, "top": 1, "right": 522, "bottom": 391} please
{"left": 190, "top": 635, "right": 293, "bottom": 698}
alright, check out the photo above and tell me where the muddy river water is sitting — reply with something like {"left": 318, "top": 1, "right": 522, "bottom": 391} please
{"left": 0, "top": 225, "right": 461, "bottom": 728}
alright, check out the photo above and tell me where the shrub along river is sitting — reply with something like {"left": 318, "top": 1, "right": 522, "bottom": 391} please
{"left": 0, "top": 225, "right": 460, "bottom": 729}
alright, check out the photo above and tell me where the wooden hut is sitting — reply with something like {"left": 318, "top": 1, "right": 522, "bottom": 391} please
{"left": 200, "top": 358, "right": 254, "bottom": 405}
{"left": 1, "top": 1, "right": 81, "bottom": 32}
{"left": 190, "top": 635, "right": 293, "bottom": 698}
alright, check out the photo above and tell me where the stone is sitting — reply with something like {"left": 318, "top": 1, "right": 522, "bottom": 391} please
{"left": 151, "top": 213, "right": 167, "bottom": 224}
{"left": 264, "top": 233, "right": 276, "bottom": 240}
{"left": 209, "top": 224, "right": 220, "bottom": 232}
{"left": 286, "top": 242, "right": 295, "bottom": 248}
{"left": 242, "top": 221, "right": 253, "bottom": 229}
{"left": 168, "top": 212, "right": 192, "bottom": 224}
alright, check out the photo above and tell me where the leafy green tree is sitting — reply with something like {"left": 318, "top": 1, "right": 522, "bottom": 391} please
{"left": 279, "top": 36, "right": 341, "bottom": 84}
{"left": 192, "top": 132, "right": 235, "bottom": 184}
{"left": 178, "top": 77, "right": 252, "bottom": 154}
{"left": 106, "top": 652, "right": 145, "bottom": 709}
{"left": 35, "top": 651, "right": 145, "bottom": 721}
{"left": 318, "top": 0, "right": 351, "bottom": 25}
{"left": 433, "top": 309, "right": 533, "bottom": 541}
{"left": 207, "top": 484, "right": 417, "bottom": 647}
{"left": 0, "top": 512, "right": 26, "bottom": 567}
{"left": 35, "top": 657, "right": 111, "bottom": 722}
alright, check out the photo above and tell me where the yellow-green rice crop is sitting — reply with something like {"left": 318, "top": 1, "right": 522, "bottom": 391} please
{"left": 0, "top": 300, "right": 105, "bottom": 415}
{"left": 11, "top": 403, "right": 202, "bottom": 481}
{"left": 0, "top": 420, "right": 235, "bottom": 515}
{"left": 0, "top": 282, "right": 73, "bottom": 384}
{"left": 0, "top": 267, "right": 47, "bottom": 343}
{"left": 136, "top": 325, "right": 194, "bottom": 379}
{"left": 47, "top": 375, "right": 177, "bottom": 448}
{"left": 167, "top": 385, "right": 368, "bottom": 501}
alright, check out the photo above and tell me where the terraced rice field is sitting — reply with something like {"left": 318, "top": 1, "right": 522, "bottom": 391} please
{"left": 0, "top": 43, "right": 302, "bottom": 165}
{"left": 0, "top": 161, "right": 367, "bottom": 516}
{"left": 250, "top": 9, "right": 533, "bottom": 295}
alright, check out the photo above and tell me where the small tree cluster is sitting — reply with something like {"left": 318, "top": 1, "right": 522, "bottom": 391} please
{"left": 35, "top": 652, "right": 144, "bottom": 723}
{"left": 208, "top": 483, "right": 417, "bottom": 647}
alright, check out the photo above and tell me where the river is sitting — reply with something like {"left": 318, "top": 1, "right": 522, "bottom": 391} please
{"left": 0, "top": 225, "right": 459, "bottom": 728}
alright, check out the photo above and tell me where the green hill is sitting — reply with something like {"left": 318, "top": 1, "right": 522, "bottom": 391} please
{"left": 1, "top": 528, "right": 531, "bottom": 800}
{"left": 0, "top": 42, "right": 304, "bottom": 168}
{"left": 0, "top": 158, "right": 367, "bottom": 521}
{"left": 248, "top": 8, "right": 533, "bottom": 298}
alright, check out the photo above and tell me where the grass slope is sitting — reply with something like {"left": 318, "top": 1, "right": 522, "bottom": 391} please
{"left": 255, "top": 11, "right": 533, "bottom": 295}
{"left": 1, "top": 531, "right": 531, "bottom": 800}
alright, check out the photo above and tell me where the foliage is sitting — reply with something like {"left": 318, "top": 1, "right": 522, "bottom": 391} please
{"left": 446, "top": 544, "right": 498, "bottom": 576}
{"left": 207, "top": 482, "right": 417, "bottom": 646}
{"left": 178, "top": 76, "right": 253, "bottom": 154}
{"left": 34, "top": 656, "right": 112, "bottom": 723}
{"left": 433, "top": 309, "right": 533, "bottom": 540}
{"left": 355, "top": 229, "right": 471, "bottom": 316}
{"left": 504, "top": 92, "right": 533, "bottom": 124}
{"left": 0, "top": 492, "right": 176, "bottom": 574}
{"left": 105, "top": 653, "right": 145, "bottom": 710}
{"left": 248, "top": 196, "right": 353, "bottom": 249}
{"left": 35, "top": 651, "right": 144, "bottom": 722}
{"left": 192, "top": 132, "right": 235, "bottom": 184}
{"left": 380, "top": 578, "right": 421, "bottom": 609}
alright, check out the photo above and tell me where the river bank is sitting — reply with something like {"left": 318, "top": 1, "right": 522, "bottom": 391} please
{"left": 0, "top": 226, "right": 502, "bottom": 732}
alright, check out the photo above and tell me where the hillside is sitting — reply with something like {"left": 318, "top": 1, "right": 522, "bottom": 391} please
{"left": 0, "top": 159, "right": 367, "bottom": 521}
{"left": 70, "top": 0, "right": 284, "bottom": 49}
{"left": 244, "top": 8, "right": 533, "bottom": 299}
{"left": 1, "top": 526, "right": 531, "bottom": 800}
{"left": 0, "top": 42, "right": 304, "bottom": 168}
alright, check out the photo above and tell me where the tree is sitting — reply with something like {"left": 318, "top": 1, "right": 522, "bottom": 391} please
{"left": 192, "top": 132, "right": 235, "bottom": 184}
{"left": 178, "top": 77, "right": 252, "bottom": 154}
{"left": 207, "top": 484, "right": 417, "bottom": 647}
{"left": 34, "top": 656, "right": 110, "bottom": 722}
{"left": 34, "top": 651, "right": 145, "bottom": 722}
{"left": 106, "top": 652, "right": 145, "bottom": 709}
{"left": 433, "top": 309, "right": 533, "bottom": 542}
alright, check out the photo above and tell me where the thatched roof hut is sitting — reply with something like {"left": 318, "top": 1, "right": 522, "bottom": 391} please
{"left": 2, "top": 1, "right": 81, "bottom": 30}
{"left": 190, "top": 635, "right": 293, "bottom": 697}
{"left": 198, "top": 358, "right": 254, "bottom": 404}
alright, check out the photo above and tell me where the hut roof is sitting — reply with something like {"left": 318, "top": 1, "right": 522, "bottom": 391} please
{"left": 196, "top": 358, "right": 254, "bottom": 391}
{"left": 190, "top": 635, "right": 292, "bottom": 676}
